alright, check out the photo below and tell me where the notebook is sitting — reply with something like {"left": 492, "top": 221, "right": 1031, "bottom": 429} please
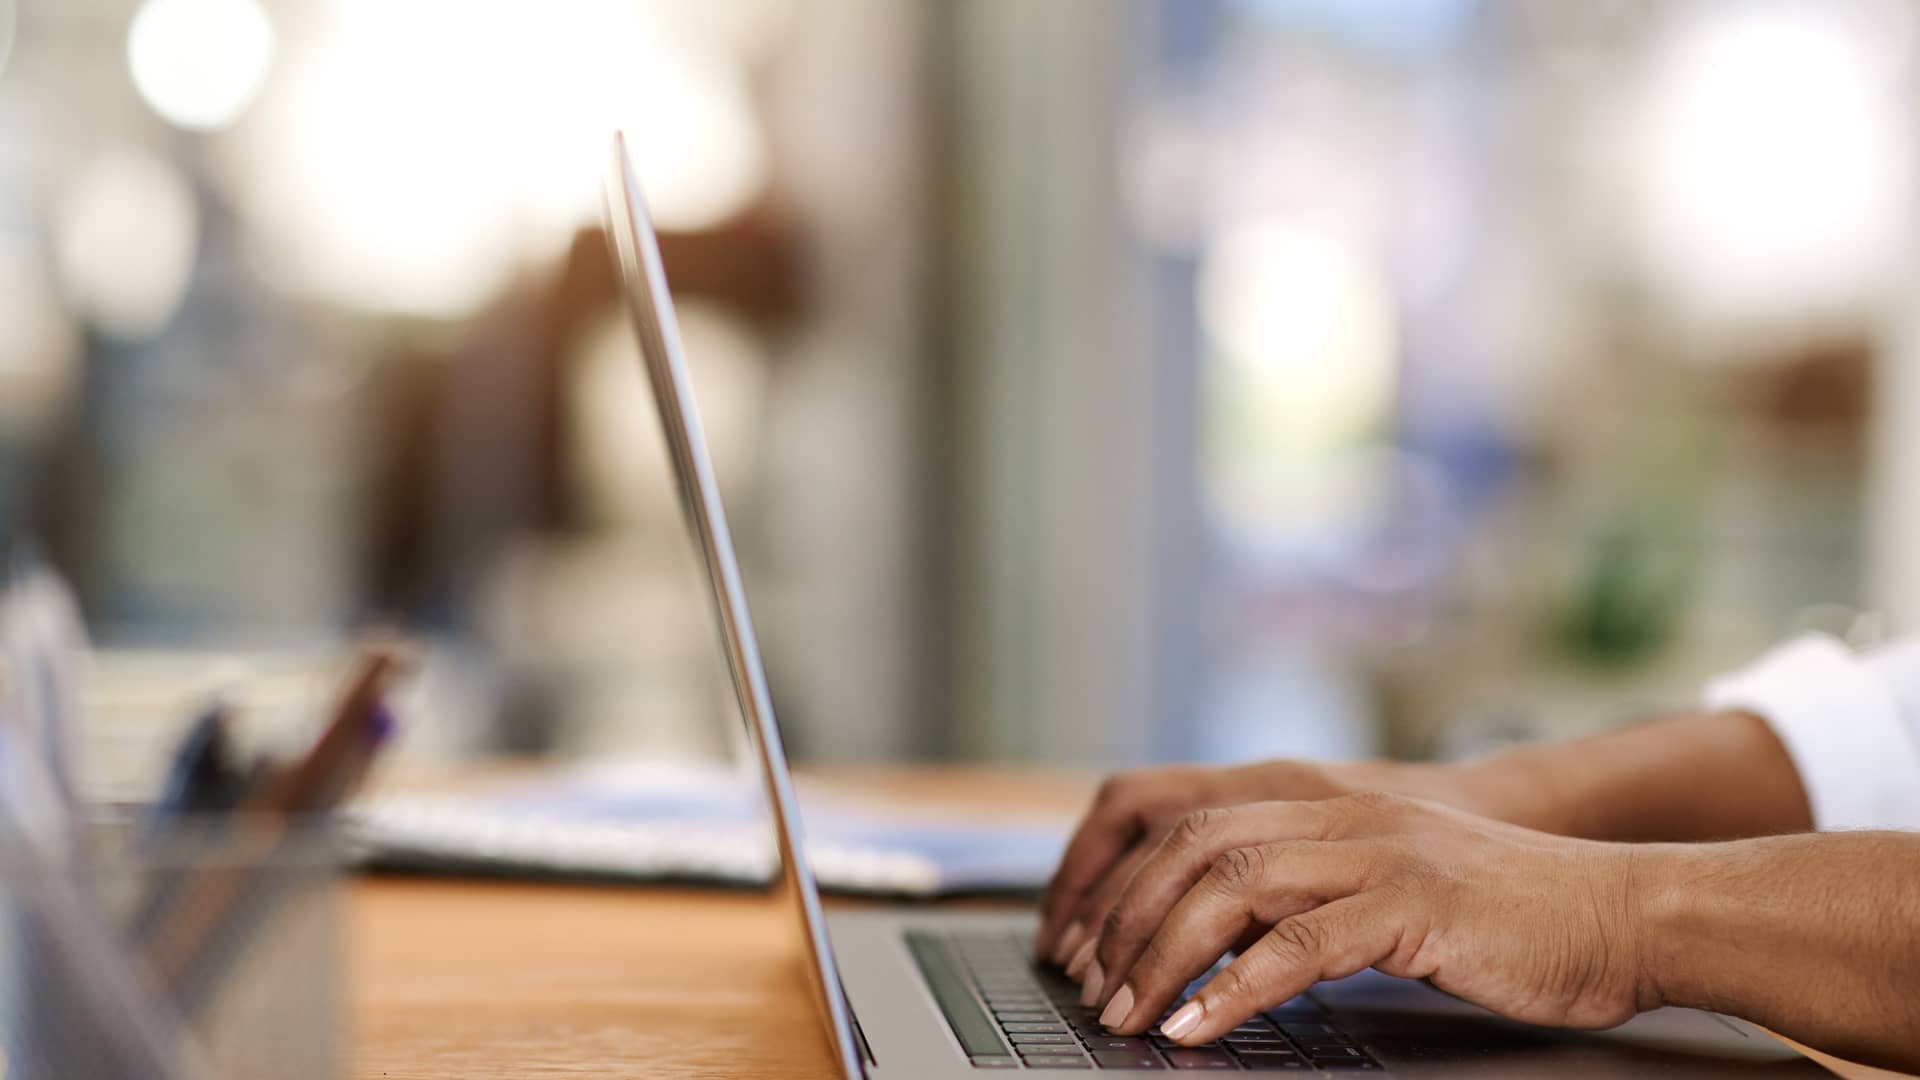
{"left": 347, "top": 760, "right": 1071, "bottom": 897}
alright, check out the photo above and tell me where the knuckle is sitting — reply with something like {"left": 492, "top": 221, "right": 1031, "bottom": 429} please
{"left": 1270, "top": 916, "right": 1324, "bottom": 963}
{"left": 1095, "top": 774, "right": 1133, "bottom": 806}
{"left": 1211, "top": 963, "right": 1259, "bottom": 1005}
{"left": 1336, "top": 790, "right": 1417, "bottom": 825}
{"left": 1387, "top": 837, "right": 1430, "bottom": 873}
{"left": 1342, "top": 790, "right": 1402, "bottom": 813}
{"left": 1213, "top": 953, "right": 1274, "bottom": 1006}
{"left": 1171, "top": 807, "right": 1224, "bottom": 851}
{"left": 1210, "top": 845, "right": 1268, "bottom": 892}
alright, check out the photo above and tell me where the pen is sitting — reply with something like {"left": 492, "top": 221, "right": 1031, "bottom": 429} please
{"left": 238, "top": 647, "right": 399, "bottom": 818}
{"left": 138, "top": 644, "right": 407, "bottom": 1013}
{"left": 145, "top": 701, "right": 244, "bottom": 831}
{"left": 128, "top": 701, "right": 248, "bottom": 943}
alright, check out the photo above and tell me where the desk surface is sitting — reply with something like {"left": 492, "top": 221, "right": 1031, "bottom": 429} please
{"left": 346, "top": 766, "right": 1907, "bottom": 1080}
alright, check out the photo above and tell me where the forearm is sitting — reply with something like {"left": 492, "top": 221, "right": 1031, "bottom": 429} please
{"left": 1456, "top": 710, "right": 1813, "bottom": 841}
{"left": 1633, "top": 832, "right": 1920, "bottom": 1071}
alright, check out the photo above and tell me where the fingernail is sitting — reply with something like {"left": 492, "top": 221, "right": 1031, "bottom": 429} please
{"left": 1080, "top": 961, "right": 1104, "bottom": 1007}
{"left": 1162, "top": 1000, "right": 1204, "bottom": 1043}
{"left": 1098, "top": 984, "right": 1134, "bottom": 1030}
{"left": 1066, "top": 936, "right": 1097, "bottom": 980}
{"left": 1052, "top": 920, "right": 1086, "bottom": 966}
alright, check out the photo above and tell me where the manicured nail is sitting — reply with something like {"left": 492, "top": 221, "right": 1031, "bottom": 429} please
{"left": 1080, "top": 960, "right": 1105, "bottom": 1007}
{"left": 1052, "top": 920, "right": 1087, "bottom": 966}
{"left": 1099, "top": 984, "right": 1134, "bottom": 1030}
{"left": 1162, "top": 1000, "right": 1204, "bottom": 1043}
{"left": 1066, "top": 936, "right": 1098, "bottom": 980}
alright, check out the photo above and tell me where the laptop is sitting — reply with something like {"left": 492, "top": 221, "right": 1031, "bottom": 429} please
{"left": 603, "top": 133, "right": 1833, "bottom": 1078}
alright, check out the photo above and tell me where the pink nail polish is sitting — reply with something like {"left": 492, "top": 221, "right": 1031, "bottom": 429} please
{"left": 1080, "top": 961, "right": 1104, "bottom": 1007}
{"left": 1066, "top": 936, "right": 1097, "bottom": 980}
{"left": 1162, "top": 1000, "right": 1204, "bottom": 1043}
{"left": 1098, "top": 984, "right": 1134, "bottom": 1030}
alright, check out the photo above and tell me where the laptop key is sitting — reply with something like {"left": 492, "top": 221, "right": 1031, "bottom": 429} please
{"left": 1084, "top": 1037, "right": 1152, "bottom": 1052}
{"left": 970, "top": 1057, "right": 1020, "bottom": 1069}
{"left": 1090, "top": 1050, "right": 1166, "bottom": 1069}
{"left": 1011, "top": 1033, "right": 1080, "bottom": 1045}
{"left": 1162, "top": 1048, "right": 1237, "bottom": 1070}
{"left": 1236, "top": 1057, "right": 1309, "bottom": 1071}
{"left": 1314, "top": 1060, "right": 1382, "bottom": 1070}
{"left": 997, "top": 1012, "right": 1059, "bottom": 1024}
{"left": 1004, "top": 1022, "right": 1070, "bottom": 1034}
{"left": 1024, "top": 1057, "right": 1094, "bottom": 1070}
{"left": 1307, "top": 1045, "right": 1366, "bottom": 1060}
{"left": 1073, "top": 1022, "right": 1112, "bottom": 1035}
{"left": 1223, "top": 1037, "right": 1290, "bottom": 1050}
{"left": 1277, "top": 1022, "right": 1339, "bottom": 1037}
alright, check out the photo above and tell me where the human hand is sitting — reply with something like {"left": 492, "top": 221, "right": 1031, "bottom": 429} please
{"left": 1034, "top": 760, "right": 1511, "bottom": 971}
{"left": 1085, "top": 794, "right": 1648, "bottom": 1045}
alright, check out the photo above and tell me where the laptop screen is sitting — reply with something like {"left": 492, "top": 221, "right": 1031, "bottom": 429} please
{"left": 603, "top": 133, "right": 865, "bottom": 1080}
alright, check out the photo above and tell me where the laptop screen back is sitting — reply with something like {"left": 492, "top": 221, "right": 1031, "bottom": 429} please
{"left": 603, "top": 133, "right": 865, "bottom": 1080}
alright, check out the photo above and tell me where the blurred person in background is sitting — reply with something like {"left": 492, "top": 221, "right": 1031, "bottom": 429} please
{"left": 1036, "top": 632, "right": 1920, "bottom": 1070}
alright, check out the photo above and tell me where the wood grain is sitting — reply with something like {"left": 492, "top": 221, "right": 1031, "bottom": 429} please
{"left": 344, "top": 766, "right": 1906, "bottom": 1079}
{"left": 349, "top": 876, "right": 841, "bottom": 1079}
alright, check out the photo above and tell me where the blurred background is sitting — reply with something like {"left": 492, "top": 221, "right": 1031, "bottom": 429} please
{"left": 4, "top": 0, "right": 1918, "bottom": 793}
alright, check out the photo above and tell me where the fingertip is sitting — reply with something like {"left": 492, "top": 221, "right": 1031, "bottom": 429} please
{"left": 1066, "top": 935, "right": 1098, "bottom": 981}
{"left": 1080, "top": 961, "right": 1105, "bottom": 1007}
{"left": 1097, "top": 983, "right": 1134, "bottom": 1030}
{"left": 1161, "top": 999, "right": 1204, "bottom": 1044}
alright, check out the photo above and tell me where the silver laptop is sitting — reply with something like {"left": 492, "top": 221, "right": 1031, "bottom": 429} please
{"left": 603, "top": 133, "right": 1832, "bottom": 1078}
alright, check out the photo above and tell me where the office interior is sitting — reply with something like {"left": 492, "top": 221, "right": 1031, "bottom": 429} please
{"left": 2, "top": 0, "right": 1912, "bottom": 801}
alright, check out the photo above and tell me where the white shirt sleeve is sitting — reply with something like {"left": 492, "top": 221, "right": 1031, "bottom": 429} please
{"left": 1703, "top": 633, "right": 1920, "bottom": 831}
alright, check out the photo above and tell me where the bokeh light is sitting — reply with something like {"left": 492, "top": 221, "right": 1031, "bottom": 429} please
{"left": 1625, "top": 1, "right": 1912, "bottom": 331}
{"left": 219, "top": 1, "right": 771, "bottom": 317}
{"left": 127, "top": 0, "right": 275, "bottom": 131}
{"left": 1198, "top": 217, "right": 1398, "bottom": 536}
{"left": 1198, "top": 218, "right": 1396, "bottom": 445}
{"left": 51, "top": 148, "right": 200, "bottom": 340}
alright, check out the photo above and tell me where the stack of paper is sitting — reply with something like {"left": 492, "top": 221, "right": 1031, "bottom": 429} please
{"left": 349, "top": 761, "right": 1070, "bottom": 897}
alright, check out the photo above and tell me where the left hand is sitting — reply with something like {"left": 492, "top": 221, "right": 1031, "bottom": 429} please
{"left": 1084, "top": 793, "right": 1652, "bottom": 1045}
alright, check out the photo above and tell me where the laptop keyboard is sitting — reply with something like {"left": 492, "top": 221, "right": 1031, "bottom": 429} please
{"left": 906, "top": 930, "right": 1383, "bottom": 1071}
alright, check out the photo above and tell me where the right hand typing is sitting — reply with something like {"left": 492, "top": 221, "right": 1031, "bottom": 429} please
{"left": 1033, "top": 758, "right": 1497, "bottom": 972}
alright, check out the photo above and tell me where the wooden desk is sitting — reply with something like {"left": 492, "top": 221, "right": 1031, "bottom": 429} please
{"left": 346, "top": 767, "right": 1907, "bottom": 1079}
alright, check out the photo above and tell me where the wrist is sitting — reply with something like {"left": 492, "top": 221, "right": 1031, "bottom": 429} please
{"left": 1450, "top": 747, "right": 1572, "bottom": 832}
{"left": 1623, "top": 843, "right": 1722, "bottom": 1014}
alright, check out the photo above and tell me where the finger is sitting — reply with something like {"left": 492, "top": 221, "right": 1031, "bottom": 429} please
{"left": 1090, "top": 802, "right": 1343, "bottom": 1009}
{"left": 1162, "top": 893, "right": 1407, "bottom": 1046}
{"left": 1062, "top": 838, "right": 1158, "bottom": 971}
{"left": 1098, "top": 841, "right": 1369, "bottom": 1035}
{"left": 1036, "top": 779, "right": 1152, "bottom": 960}
{"left": 1066, "top": 933, "right": 1099, "bottom": 982}
{"left": 1043, "top": 771, "right": 1216, "bottom": 961}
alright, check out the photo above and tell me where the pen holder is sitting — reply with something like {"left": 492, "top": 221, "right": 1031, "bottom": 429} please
{"left": 0, "top": 817, "right": 344, "bottom": 1080}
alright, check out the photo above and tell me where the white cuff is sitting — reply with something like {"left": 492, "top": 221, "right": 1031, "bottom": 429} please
{"left": 1703, "top": 634, "right": 1920, "bottom": 831}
